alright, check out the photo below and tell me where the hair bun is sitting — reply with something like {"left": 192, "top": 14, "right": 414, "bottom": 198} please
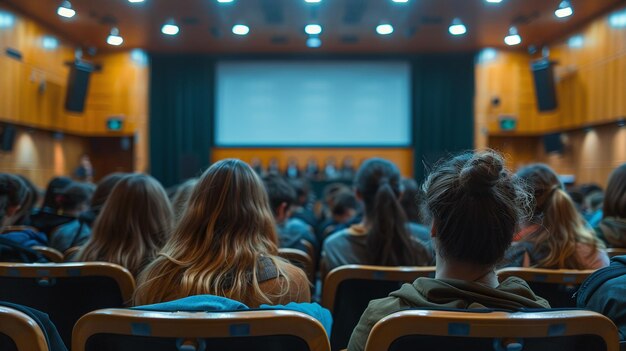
{"left": 459, "top": 151, "right": 505, "bottom": 192}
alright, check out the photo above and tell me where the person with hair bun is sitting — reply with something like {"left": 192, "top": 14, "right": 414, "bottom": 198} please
{"left": 505, "top": 164, "right": 608, "bottom": 269}
{"left": 347, "top": 151, "right": 549, "bottom": 351}
{"left": 321, "top": 158, "right": 432, "bottom": 275}
{"left": 595, "top": 163, "right": 626, "bottom": 248}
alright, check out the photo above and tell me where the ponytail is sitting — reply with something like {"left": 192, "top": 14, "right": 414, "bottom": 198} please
{"left": 366, "top": 182, "right": 416, "bottom": 266}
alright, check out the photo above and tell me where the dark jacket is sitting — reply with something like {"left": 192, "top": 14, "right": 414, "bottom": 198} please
{"left": 0, "top": 301, "right": 67, "bottom": 351}
{"left": 347, "top": 277, "right": 550, "bottom": 351}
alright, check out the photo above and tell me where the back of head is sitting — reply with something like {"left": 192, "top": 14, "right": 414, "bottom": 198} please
{"left": 604, "top": 163, "right": 626, "bottom": 218}
{"left": 356, "top": 158, "right": 421, "bottom": 266}
{"left": 57, "top": 182, "right": 95, "bottom": 214}
{"left": 287, "top": 178, "right": 310, "bottom": 205}
{"left": 90, "top": 173, "right": 127, "bottom": 210}
{"left": 79, "top": 174, "right": 173, "bottom": 276}
{"left": 42, "top": 176, "right": 72, "bottom": 210}
{"left": 399, "top": 178, "right": 426, "bottom": 224}
{"left": 14, "top": 175, "right": 40, "bottom": 225}
{"left": 262, "top": 174, "right": 296, "bottom": 216}
{"left": 331, "top": 191, "right": 358, "bottom": 217}
{"left": 135, "top": 159, "right": 285, "bottom": 305}
{"left": 0, "top": 173, "right": 27, "bottom": 226}
{"left": 171, "top": 178, "right": 198, "bottom": 221}
{"left": 516, "top": 163, "right": 598, "bottom": 269}
{"left": 423, "top": 150, "right": 530, "bottom": 266}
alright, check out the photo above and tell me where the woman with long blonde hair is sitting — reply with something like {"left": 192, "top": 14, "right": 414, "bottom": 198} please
{"left": 505, "top": 164, "right": 608, "bottom": 269}
{"left": 133, "top": 159, "right": 310, "bottom": 307}
{"left": 77, "top": 174, "right": 173, "bottom": 276}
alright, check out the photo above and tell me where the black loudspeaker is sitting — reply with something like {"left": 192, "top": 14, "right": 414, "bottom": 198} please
{"left": 531, "top": 59, "right": 558, "bottom": 112}
{"left": 0, "top": 125, "right": 16, "bottom": 152}
{"left": 65, "top": 61, "right": 94, "bottom": 113}
{"left": 543, "top": 132, "right": 564, "bottom": 154}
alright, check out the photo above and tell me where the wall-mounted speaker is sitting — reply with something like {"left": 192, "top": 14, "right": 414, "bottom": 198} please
{"left": 65, "top": 61, "right": 95, "bottom": 113}
{"left": 0, "top": 124, "right": 17, "bottom": 152}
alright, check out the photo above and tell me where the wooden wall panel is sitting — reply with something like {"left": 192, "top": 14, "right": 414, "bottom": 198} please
{"left": 211, "top": 148, "right": 414, "bottom": 178}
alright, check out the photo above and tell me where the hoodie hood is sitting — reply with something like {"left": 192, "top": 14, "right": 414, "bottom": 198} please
{"left": 390, "top": 276, "right": 550, "bottom": 310}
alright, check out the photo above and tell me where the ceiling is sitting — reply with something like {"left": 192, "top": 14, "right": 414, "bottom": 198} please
{"left": 1, "top": 0, "right": 625, "bottom": 54}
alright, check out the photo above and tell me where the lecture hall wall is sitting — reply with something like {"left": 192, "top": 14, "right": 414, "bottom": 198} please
{"left": 476, "top": 4, "right": 626, "bottom": 187}
{"left": 0, "top": 3, "right": 148, "bottom": 187}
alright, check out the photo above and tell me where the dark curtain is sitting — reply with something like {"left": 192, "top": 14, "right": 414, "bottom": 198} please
{"left": 149, "top": 55, "right": 214, "bottom": 187}
{"left": 411, "top": 53, "right": 475, "bottom": 181}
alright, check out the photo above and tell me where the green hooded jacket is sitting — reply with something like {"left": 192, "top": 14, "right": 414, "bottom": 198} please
{"left": 347, "top": 276, "right": 551, "bottom": 351}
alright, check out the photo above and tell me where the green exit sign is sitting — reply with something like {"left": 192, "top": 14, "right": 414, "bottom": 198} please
{"left": 107, "top": 117, "right": 124, "bottom": 131}
{"left": 499, "top": 116, "right": 517, "bottom": 131}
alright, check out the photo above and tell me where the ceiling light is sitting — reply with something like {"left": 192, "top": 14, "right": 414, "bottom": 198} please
{"left": 42, "top": 35, "right": 59, "bottom": 50}
{"left": 477, "top": 48, "right": 498, "bottom": 63}
{"left": 306, "top": 37, "right": 322, "bottom": 48}
{"left": 232, "top": 24, "right": 250, "bottom": 36}
{"left": 57, "top": 1, "right": 76, "bottom": 18}
{"left": 0, "top": 11, "right": 15, "bottom": 28}
{"left": 567, "top": 35, "right": 584, "bottom": 48}
{"left": 504, "top": 26, "right": 521, "bottom": 46}
{"left": 448, "top": 18, "right": 467, "bottom": 36}
{"left": 376, "top": 24, "right": 394, "bottom": 35}
{"left": 106, "top": 27, "right": 123, "bottom": 46}
{"left": 609, "top": 9, "right": 626, "bottom": 28}
{"left": 305, "top": 0, "right": 322, "bottom": 3}
{"left": 485, "top": 0, "right": 503, "bottom": 3}
{"left": 128, "top": 0, "right": 145, "bottom": 3}
{"left": 217, "top": 0, "right": 235, "bottom": 3}
{"left": 161, "top": 20, "right": 180, "bottom": 35}
{"left": 392, "top": 0, "right": 409, "bottom": 3}
{"left": 555, "top": 0, "right": 573, "bottom": 18}
{"left": 304, "top": 24, "right": 322, "bottom": 35}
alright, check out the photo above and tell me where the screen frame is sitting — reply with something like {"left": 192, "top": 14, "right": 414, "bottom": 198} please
{"left": 211, "top": 55, "right": 414, "bottom": 149}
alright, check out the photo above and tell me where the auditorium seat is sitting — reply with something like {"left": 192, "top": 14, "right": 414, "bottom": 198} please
{"left": 72, "top": 308, "right": 331, "bottom": 351}
{"left": 497, "top": 267, "right": 596, "bottom": 308}
{"left": 31, "top": 246, "right": 64, "bottom": 263}
{"left": 300, "top": 239, "right": 316, "bottom": 266}
{"left": 322, "top": 265, "right": 435, "bottom": 351}
{"left": 278, "top": 248, "right": 315, "bottom": 283}
{"left": 363, "top": 309, "right": 620, "bottom": 351}
{"left": 0, "top": 262, "right": 135, "bottom": 347}
{"left": 606, "top": 248, "right": 626, "bottom": 258}
{"left": 63, "top": 246, "right": 81, "bottom": 261}
{"left": 0, "top": 304, "right": 49, "bottom": 351}
{"left": 0, "top": 226, "right": 40, "bottom": 235}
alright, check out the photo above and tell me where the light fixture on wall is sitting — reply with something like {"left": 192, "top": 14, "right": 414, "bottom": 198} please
{"left": 448, "top": 18, "right": 467, "bottom": 36}
{"left": 376, "top": 24, "right": 394, "bottom": 35}
{"left": 161, "top": 19, "right": 180, "bottom": 35}
{"left": 504, "top": 26, "right": 521, "bottom": 46}
{"left": 555, "top": 0, "right": 573, "bottom": 18}
{"left": 232, "top": 24, "right": 250, "bottom": 36}
{"left": 304, "top": 24, "right": 322, "bottom": 35}
{"left": 106, "top": 27, "right": 124, "bottom": 46}
{"left": 57, "top": 1, "right": 76, "bottom": 18}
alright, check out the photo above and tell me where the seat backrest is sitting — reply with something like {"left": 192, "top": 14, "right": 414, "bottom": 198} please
{"left": 0, "top": 262, "right": 135, "bottom": 347}
{"left": 0, "top": 304, "right": 49, "bottom": 351}
{"left": 63, "top": 246, "right": 81, "bottom": 261}
{"left": 365, "top": 309, "right": 620, "bottom": 351}
{"left": 73, "top": 308, "right": 331, "bottom": 351}
{"left": 322, "top": 265, "right": 435, "bottom": 351}
{"left": 606, "top": 248, "right": 626, "bottom": 258}
{"left": 31, "top": 247, "right": 64, "bottom": 263}
{"left": 278, "top": 248, "right": 315, "bottom": 282}
{"left": 497, "top": 267, "right": 596, "bottom": 307}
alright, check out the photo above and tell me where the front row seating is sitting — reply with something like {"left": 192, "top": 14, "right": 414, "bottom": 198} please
{"left": 364, "top": 309, "right": 621, "bottom": 351}
{"left": 0, "top": 262, "right": 135, "bottom": 347}
{"left": 72, "top": 309, "right": 331, "bottom": 351}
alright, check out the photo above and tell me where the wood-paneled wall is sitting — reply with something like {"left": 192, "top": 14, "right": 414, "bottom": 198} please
{"left": 477, "top": 5, "right": 626, "bottom": 185}
{"left": 0, "top": 3, "right": 149, "bottom": 184}
{"left": 212, "top": 148, "right": 414, "bottom": 178}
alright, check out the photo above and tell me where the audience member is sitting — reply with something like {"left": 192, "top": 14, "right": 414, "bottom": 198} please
{"left": 0, "top": 174, "right": 47, "bottom": 248}
{"left": 399, "top": 178, "right": 428, "bottom": 225}
{"left": 319, "top": 191, "right": 359, "bottom": 239}
{"left": 171, "top": 178, "right": 198, "bottom": 222}
{"left": 340, "top": 156, "right": 356, "bottom": 180}
{"left": 321, "top": 158, "right": 431, "bottom": 274}
{"left": 30, "top": 176, "right": 74, "bottom": 235}
{"left": 263, "top": 174, "right": 317, "bottom": 252}
{"left": 250, "top": 157, "right": 265, "bottom": 176}
{"left": 324, "top": 156, "right": 340, "bottom": 180}
{"left": 288, "top": 177, "right": 317, "bottom": 228}
{"left": 347, "top": 151, "right": 550, "bottom": 351}
{"left": 595, "top": 163, "right": 626, "bottom": 248}
{"left": 133, "top": 159, "right": 310, "bottom": 307}
{"left": 78, "top": 173, "right": 127, "bottom": 228}
{"left": 304, "top": 157, "right": 319, "bottom": 179}
{"left": 505, "top": 164, "right": 608, "bottom": 269}
{"left": 13, "top": 175, "right": 40, "bottom": 226}
{"left": 48, "top": 183, "right": 95, "bottom": 253}
{"left": 267, "top": 157, "right": 281, "bottom": 175}
{"left": 77, "top": 174, "right": 173, "bottom": 277}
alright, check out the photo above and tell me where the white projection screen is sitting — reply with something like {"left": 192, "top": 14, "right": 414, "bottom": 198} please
{"left": 215, "top": 61, "right": 411, "bottom": 146}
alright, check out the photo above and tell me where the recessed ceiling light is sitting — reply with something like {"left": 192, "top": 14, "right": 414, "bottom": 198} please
{"left": 57, "top": 1, "right": 76, "bottom": 18}
{"left": 392, "top": 0, "right": 409, "bottom": 3}
{"left": 232, "top": 24, "right": 250, "bottom": 35}
{"left": 504, "top": 26, "right": 521, "bottom": 46}
{"left": 161, "top": 20, "right": 180, "bottom": 35}
{"left": 609, "top": 9, "right": 626, "bottom": 28}
{"left": 448, "top": 18, "right": 467, "bottom": 36}
{"left": 0, "top": 11, "right": 15, "bottom": 28}
{"left": 567, "top": 35, "right": 584, "bottom": 48}
{"left": 305, "top": 0, "right": 322, "bottom": 3}
{"left": 555, "top": 0, "right": 573, "bottom": 18}
{"left": 485, "top": 0, "right": 503, "bottom": 3}
{"left": 217, "top": 0, "right": 234, "bottom": 3}
{"left": 106, "top": 27, "right": 123, "bottom": 46}
{"left": 304, "top": 24, "right": 322, "bottom": 35}
{"left": 42, "top": 35, "right": 59, "bottom": 50}
{"left": 376, "top": 24, "right": 394, "bottom": 35}
{"left": 128, "top": 0, "right": 145, "bottom": 3}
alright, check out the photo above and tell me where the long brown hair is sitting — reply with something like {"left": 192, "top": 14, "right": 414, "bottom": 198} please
{"left": 603, "top": 163, "right": 626, "bottom": 219}
{"left": 77, "top": 174, "right": 173, "bottom": 276}
{"left": 133, "top": 159, "right": 296, "bottom": 306}
{"left": 517, "top": 164, "right": 602, "bottom": 269}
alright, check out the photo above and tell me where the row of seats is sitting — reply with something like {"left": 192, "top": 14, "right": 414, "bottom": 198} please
{"left": 0, "top": 261, "right": 623, "bottom": 350}
{"left": 2, "top": 303, "right": 623, "bottom": 351}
